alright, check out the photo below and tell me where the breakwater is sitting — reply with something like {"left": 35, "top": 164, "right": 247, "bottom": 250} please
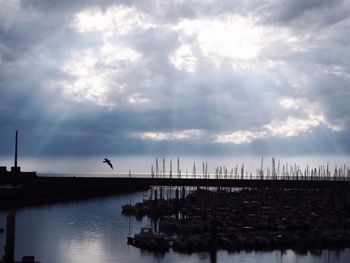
{"left": 2, "top": 174, "right": 350, "bottom": 208}
{"left": 0, "top": 175, "right": 150, "bottom": 208}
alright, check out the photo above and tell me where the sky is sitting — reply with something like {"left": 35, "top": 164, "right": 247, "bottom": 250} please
{"left": 1, "top": 0, "right": 350, "bottom": 160}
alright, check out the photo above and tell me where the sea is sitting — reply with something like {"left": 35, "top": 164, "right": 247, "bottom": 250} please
{"left": 0, "top": 154, "right": 350, "bottom": 262}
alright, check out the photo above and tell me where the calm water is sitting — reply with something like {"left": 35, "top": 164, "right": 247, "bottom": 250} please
{"left": 1, "top": 191, "right": 350, "bottom": 263}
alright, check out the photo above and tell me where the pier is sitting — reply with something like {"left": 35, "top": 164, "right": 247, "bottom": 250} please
{"left": 2, "top": 174, "right": 350, "bottom": 187}
{"left": 1, "top": 174, "right": 350, "bottom": 208}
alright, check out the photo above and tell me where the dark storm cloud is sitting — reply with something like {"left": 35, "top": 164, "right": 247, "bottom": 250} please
{"left": 0, "top": 0, "right": 349, "bottom": 157}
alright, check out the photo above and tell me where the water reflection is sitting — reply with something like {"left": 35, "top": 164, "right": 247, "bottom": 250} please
{"left": 0, "top": 192, "right": 349, "bottom": 263}
{"left": 4, "top": 209, "right": 15, "bottom": 263}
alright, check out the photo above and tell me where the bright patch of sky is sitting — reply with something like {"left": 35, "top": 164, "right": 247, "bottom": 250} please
{"left": 0, "top": 0, "right": 350, "bottom": 157}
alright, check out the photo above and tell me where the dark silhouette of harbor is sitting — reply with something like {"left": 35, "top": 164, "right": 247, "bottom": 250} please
{"left": 124, "top": 187, "right": 350, "bottom": 254}
{"left": 1, "top": 131, "right": 350, "bottom": 261}
{"left": 1, "top": 131, "right": 350, "bottom": 209}
{"left": 0, "top": 131, "right": 36, "bottom": 177}
{"left": 0, "top": 131, "right": 148, "bottom": 208}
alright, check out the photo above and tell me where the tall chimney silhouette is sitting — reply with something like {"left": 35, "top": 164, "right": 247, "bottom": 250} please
{"left": 14, "top": 130, "right": 18, "bottom": 168}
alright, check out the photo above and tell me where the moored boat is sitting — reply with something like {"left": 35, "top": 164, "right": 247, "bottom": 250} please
{"left": 127, "top": 227, "right": 169, "bottom": 251}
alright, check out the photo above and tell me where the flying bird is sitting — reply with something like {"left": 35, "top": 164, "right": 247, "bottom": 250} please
{"left": 103, "top": 158, "right": 113, "bottom": 169}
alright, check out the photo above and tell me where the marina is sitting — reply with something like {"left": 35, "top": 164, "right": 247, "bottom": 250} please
{"left": 1, "top": 131, "right": 350, "bottom": 262}
{"left": 1, "top": 191, "right": 350, "bottom": 263}
{"left": 123, "top": 187, "right": 350, "bottom": 253}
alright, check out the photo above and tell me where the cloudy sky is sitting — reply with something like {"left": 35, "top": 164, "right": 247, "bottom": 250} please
{"left": 1, "top": 0, "right": 350, "bottom": 158}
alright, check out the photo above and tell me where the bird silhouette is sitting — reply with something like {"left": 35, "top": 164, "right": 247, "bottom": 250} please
{"left": 103, "top": 158, "right": 113, "bottom": 169}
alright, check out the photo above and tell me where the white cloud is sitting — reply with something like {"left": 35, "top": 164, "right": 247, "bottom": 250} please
{"left": 57, "top": 43, "right": 141, "bottom": 106}
{"left": 73, "top": 5, "right": 153, "bottom": 35}
{"left": 172, "top": 14, "right": 298, "bottom": 64}
{"left": 100, "top": 43, "right": 141, "bottom": 63}
{"left": 214, "top": 115, "right": 325, "bottom": 144}
{"left": 215, "top": 130, "right": 267, "bottom": 144}
{"left": 128, "top": 93, "right": 150, "bottom": 105}
{"left": 215, "top": 97, "right": 343, "bottom": 144}
{"left": 170, "top": 44, "right": 196, "bottom": 72}
{"left": 58, "top": 4, "right": 154, "bottom": 107}
{"left": 279, "top": 97, "right": 301, "bottom": 110}
{"left": 264, "top": 115, "right": 326, "bottom": 137}
{"left": 174, "top": 16, "right": 264, "bottom": 61}
{"left": 134, "top": 129, "right": 203, "bottom": 141}
{"left": 59, "top": 49, "right": 112, "bottom": 106}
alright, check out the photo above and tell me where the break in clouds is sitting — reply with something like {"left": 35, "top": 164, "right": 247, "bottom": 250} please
{"left": 0, "top": 0, "right": 350, "bottom": 156}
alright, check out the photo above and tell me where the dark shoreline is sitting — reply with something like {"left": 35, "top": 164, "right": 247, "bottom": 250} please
{"left": 0, "top": 175, "right": 150, "bottom": 209}
{"left": 2, "top": 173, "right": 350, "bottom": 209}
